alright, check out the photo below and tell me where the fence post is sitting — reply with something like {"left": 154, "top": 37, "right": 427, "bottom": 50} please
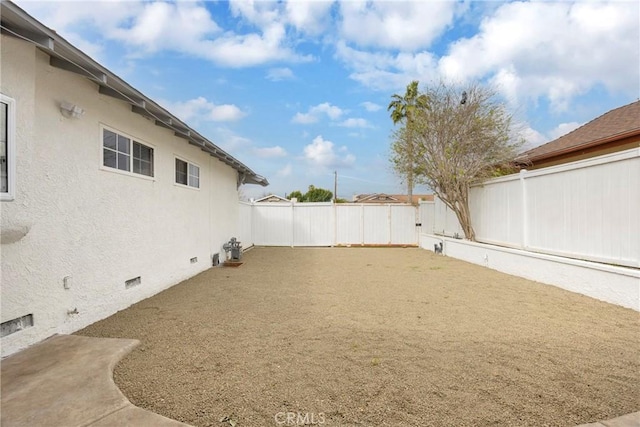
{"left": 291, "top": 201, "right": 295, "bottom": 248}
{"left": 360, "top": 204, "right": 365, "bottom": 245}
{"left": 388, "top": 204, "right": 392, "bottom": 244}
{"left": 250, "top": 201, "right": 255, "bottom": 247}
{"left": 520, "top": 169, "right": 528, "bottom": 249}
{"left": 333, "top": 202, "right": 337, "bottom": 247}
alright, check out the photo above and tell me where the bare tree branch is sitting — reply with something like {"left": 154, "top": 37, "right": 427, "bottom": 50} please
{"left": 405, "top": 81, "right": 523, "bottom": 241}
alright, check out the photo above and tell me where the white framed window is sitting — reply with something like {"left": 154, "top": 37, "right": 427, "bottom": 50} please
{"left": 175, "top": 158, "right": 200, "bottom": 188}
{"left": 102, "top": 127, "right": 154, "bottom": 177}
{"left": 1, "top": 94, "right": 16, "bottom": 201}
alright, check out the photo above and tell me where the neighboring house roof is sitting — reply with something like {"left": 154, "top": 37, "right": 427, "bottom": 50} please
{"left": 520, "top": 101, "right": 640, "bottom": 165}
{"left": 0, "top": 1, "right": 268, "bottom": 187}
{"left": 353, "top": 193, "right": 434, "bottom": 204}
{"left": 254, "top": 194, "right": 289, "bottom": 203}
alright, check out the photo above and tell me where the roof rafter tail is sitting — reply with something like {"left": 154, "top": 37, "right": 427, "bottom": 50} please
{"left": 1, "top": 23, "right": 53, "bottom": 49}
{"left": 49, "top": 56, "right": 106, "bottom": 84}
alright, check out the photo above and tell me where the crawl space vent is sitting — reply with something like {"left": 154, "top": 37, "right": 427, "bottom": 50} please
{"left": 125, "top": 276, "right": 141, "bottom": 289}
{"left": 1, "top": 314, "right": 34, "bottom": 337}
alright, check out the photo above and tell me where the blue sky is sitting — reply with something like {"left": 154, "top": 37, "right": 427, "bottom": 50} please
{"left": 16, "top": 0, "right": 640, "bottom": 200}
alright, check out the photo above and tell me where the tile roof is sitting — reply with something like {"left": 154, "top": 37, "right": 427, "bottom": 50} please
{"left": 522, "top": 101, "right": 640, "bottom": 162}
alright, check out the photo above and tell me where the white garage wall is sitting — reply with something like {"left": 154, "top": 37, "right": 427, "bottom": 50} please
{"left": 1, "top": 36, "right": 242, "bottom": 357}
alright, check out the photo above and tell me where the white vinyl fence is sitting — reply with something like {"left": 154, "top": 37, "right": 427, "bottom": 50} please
{"left": 419, "top": 199, "right": 465, "bottom": 238}
{"left": 238, "top": 201, "right": 253, "bottom": 247}
{"left": 238, "top": 202, "right": 419, "bottom": 247}
{"left": 424, "top": 148, "right": 640, "bottom": 268}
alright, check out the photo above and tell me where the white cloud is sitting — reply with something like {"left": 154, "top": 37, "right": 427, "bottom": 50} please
{"left": 361, "top": 101, "right": 382, "bottom": 112}
{"left": 303, "top": 135, "right": 355, "bottom": 170}
{"left": 292, "top": 112, "right": 318, "bottom": 124}
{"left": 22, "top": 0, "right": 311, "bottom": 68}
{"left": 13, "top": 1, "right": 145, "bottom": 62}
{"left": 266, "top": 67, "right": 295, "bottom": 81}
{"left": 254, "top": 146, "right": 288, "bottom": 158}
{"left": 312, "top": 102, "right": 344, "bottom": 120}
{"left": 338, "top": 1, "right": 457, "bottom": 50}
{"left": 209, "top": 104, "right": 246, "bottom": 122}
{"left": 335, "top": 41, "right": 439, "bottom": 92}
{"left": 110, "top": 2, "right": 221, "bottom": 53}
{"left": 518, "top": 121, "right": 583, "bottom": 152}
{"left": 339, "top": 118, "right": 370, "bottom": 128}
{"left": 292, "top": 102, "right": 345, "bottom": 124}
{"left": 210, "top": 127, "right": 252, "bottom": 153}
{"left": 229, "top": 0, "right": 282, "bottom": 29}
{"left": 229, "top": 0, "right": 334, "bottom": 37}
{"left": 201, "top": 24, "right": 313, "bottom": 68}
{"left": 516, "top": 125, "right": 546, "bottom": 152}
{"left": 277, "top": 163, "right": 293, "bottom": 177}
{"left": 331, "top": 1, "right": 638, "bottom": 111}
{"left": 164, "top": 97, "right": 246, "bottom": 123}
{"left": 548, "top": 122, "right": 582, "bottom": 140}
{"left": 285, "top": 0, "right": 334, "bottom": 35}
{"left": 438, "top": 1, "right": 639, "bottom": 110}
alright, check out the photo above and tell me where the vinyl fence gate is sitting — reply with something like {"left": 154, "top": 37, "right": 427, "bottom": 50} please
{"left": 239, "top": 202, "right": 420, "bottom": 247}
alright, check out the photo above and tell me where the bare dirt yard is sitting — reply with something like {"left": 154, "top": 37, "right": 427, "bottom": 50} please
{"left": 78, "top": 247, "right": 639, "bottom": 427}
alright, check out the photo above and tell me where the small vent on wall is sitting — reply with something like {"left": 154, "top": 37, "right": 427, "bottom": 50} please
{"left": 1, "top": 314, "right": 34, "bottom": 337}
{"left": 125, "top": 276, "right": 141, "bottom": 289}
{"left": 190, "top": 257, "right": 198, "bottom": 264}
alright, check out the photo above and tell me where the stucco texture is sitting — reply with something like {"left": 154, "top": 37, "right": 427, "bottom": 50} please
{"left": 1, "top": 34, "right": 243, "bottom": 357}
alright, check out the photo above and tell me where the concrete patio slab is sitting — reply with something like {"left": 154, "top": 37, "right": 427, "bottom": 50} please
{"left": 0, "top": 334, "right": 191, "bottom": 427}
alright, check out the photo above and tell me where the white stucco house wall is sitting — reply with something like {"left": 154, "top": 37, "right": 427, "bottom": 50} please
{"left": 0, "top": 1, "right": 268, "bottom": 357}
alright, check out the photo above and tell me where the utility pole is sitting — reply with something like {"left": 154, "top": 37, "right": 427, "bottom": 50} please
{"left": 333, "top": 170, "right": 337, "bottom": 203}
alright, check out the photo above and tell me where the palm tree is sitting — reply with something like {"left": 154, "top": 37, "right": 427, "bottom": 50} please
{"left": 388, "top": 81, "right": 429, "bottom": 203}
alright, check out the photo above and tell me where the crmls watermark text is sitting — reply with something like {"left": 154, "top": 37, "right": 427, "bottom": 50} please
{"left": 274, "top": 412, "right": 325, "bottom": 425}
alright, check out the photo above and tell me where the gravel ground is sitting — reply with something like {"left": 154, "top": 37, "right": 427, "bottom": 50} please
{"left": 78, "top": 247, "right": 640, "bottom": 427}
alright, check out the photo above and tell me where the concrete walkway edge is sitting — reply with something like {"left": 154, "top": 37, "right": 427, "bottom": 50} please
{"left": 577, "top": 411, "right": 640, "bottom": 427}
{"left": 1, "top": 334, "right": 191, "bottom": 427}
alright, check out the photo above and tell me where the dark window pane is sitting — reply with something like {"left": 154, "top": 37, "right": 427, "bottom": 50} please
{"left": 1, "top": 102, "right": 7, "bottom": 193}
{"left": 140, "top": 160, "right": 152, "bottom": 177}
{"left": 0, "top": 158, "right": 6, "bottom": 193}
{"left": 117, "top": 153, "right": 130, "bottom": 171}
{"left": 176, "top": 159, "right": 188, "bottom": 184}
{"left": 0, "top": 102, "right": 7, "bottom": 143}
{"left": 103, "top": 148, "right": 116, "bottom": 168}
{"left": 134, "top": 159, "right": 153, "bottom": 177}
{"left": 117, "top": 135, "right": 130, "bottom": 154}
{"left": 131, "top": 143, "right": 153, "bottom": 176}
{"left": 176, "top": 159, "right": 187, "bottom": 173}
{"left": 103, "top": 130, "right": 116, "bottom": 149}
{"left": 139, "top": 144, "right": 152, "bottom": 161}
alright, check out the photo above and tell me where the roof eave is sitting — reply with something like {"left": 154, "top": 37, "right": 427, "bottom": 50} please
{"left": 522, "top": 128, "right": 640, "bottom": 164}
{"left": 0, "top": 0, "right": 268, "bottom": 187}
